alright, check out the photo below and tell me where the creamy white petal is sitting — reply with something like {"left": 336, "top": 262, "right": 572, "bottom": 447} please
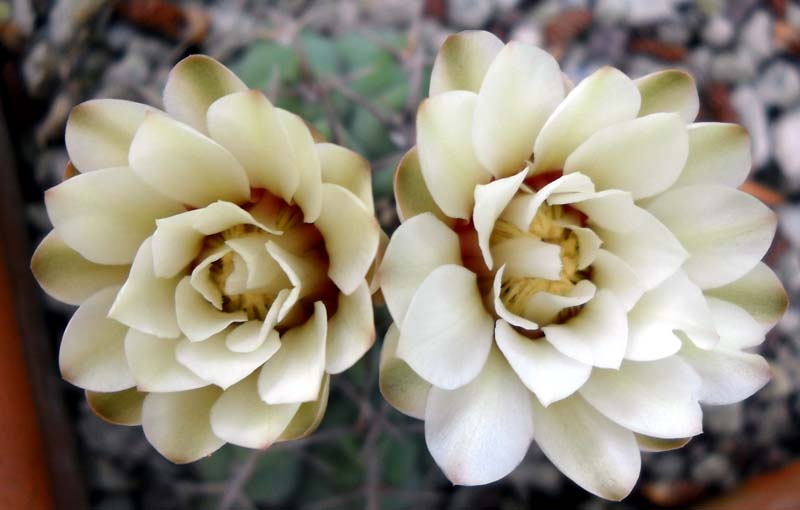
{"left": 425, "top": 347, "right": 534, "bottom": 485}
{"left": 518, "top": 280, "right": 596, "bottom": 326}
{"left": 580, "top": 357, "right": 703, "bottom": 439}
{"left": 189, "top": 245, "right": 230, "bottom": 309}
{"left": 163, "top": 54, "right": 247, "bottom": 133}
{"left": 647, "top": 185, "right": 777, "bottom": 289}
{"left": 679, "top": 342, "right": 771, "bottom": 405}
{"left": 393, "top": 147, "right": 454, "bottom": 226}
{"left": 59, "top": 287, "right": 135, "bottom": 392}
{"left": 124, "top": 329, "right": 207, "bottom": 392}
{"left": 533, "top": 66, "right": 641, "bottom": 173}
{"left": 562, "top": 190, "right": 639, "bottom": 233}
{"left": 635, "top": 69, "right": 699, "bottom": 123}
{"left": 150, "top": 209, "right": 204, "bottom": 278}
{"left": 128, "top": 113, "right": 250, "bottom": 208}
{"left": 258, "top": 302, "right": 327, "bottom": 404}
{"left": 533, "top": 395, "right": 640, "bottom": 501}
{"left": 496, "top": 320, "right": 591, "bottom": 406}
{"left": 417, "top": 90, "right": 491, "bottom": 219}
{"left": 325, "top": 281, "right": 375, "bottom": 374}
{"left": 44, "top": 166, "right": 184, "bottom": 265}
{"left": 706, "top": 296, "right": 767, "bottom": 350}
{"left": 225, "top": 320, "right": 271, "bottom": 353}
{"left": 317, "top": 142, "right": 374, "bottom": 214}
{"left": 226, "top": 236, "right": 288, "bottom": 293}
{"left": 379, "top": 213, "right": 462, "bottom": 325}
{"left": 502, "top": 172, "right": 594, "bottom": 231}
{"left": 635, "top": 434, "right": 691, "bottom": 452}
{"left": 275, "top": 109, "right": 322, "bottom": 222}
{"left": 86, "top": 388, "right": 146, "bottom": 426}
{"left": 492, "top": 237, "right": 562, "bottom": 280}
{"left": 564, "top": 113, "right": 688, "bottom": 199}
{"left": 65, "top": 99, "right": 157, "bottom": 172}
{"left": 277, "top": 374, "right": 330, "bottom": 442}
{"left": 473, "top": 168, "right": 528, "bottom": 269}
{"left": 473, "top": 42, "right": 564, "bottom": 178}
{"left": 429, "top": 30, "right": 504, "bottom": 96}
{"left": 492, "top": 265, "right": 539, "bottom": 331}
{"left": 141, "top": 387, "right": 224, "bottom": 464}
{"left": 109, "top": 238, "right": 181, "bottom": 339}
{"left": 174, "top": 277, "right": 247, "bottom": 342}
{"left": 397, "top": 265, "right": 494, "bottom": 390}
{"left": 264, "top": 240, "right": 326, "bottom": 300}
{"left": 704, "top": 262, "right": 787, "bottom": 329}
{"left": 672, "top": 123, "right": 751, "bottom": 189}
{"left": 589, "top": 249, "right": 644, "bottom": 312}
{"left": 564, "top": 225, "right": 602, "bottom": 269}
{"left": 379, "top": 324, "right": 431, "bottom": 419}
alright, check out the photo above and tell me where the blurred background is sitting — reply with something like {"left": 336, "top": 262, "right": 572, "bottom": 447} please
{"left": 1, "top": 0, "right": 799, "bottom": 509}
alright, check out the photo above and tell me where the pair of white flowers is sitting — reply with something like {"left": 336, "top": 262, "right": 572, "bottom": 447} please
{"left": 32, "top": 30, "right": 787, "bottom": 500}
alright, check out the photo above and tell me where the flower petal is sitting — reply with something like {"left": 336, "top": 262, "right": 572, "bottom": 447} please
{"left": 31, "top": 230, "right": 129, "bottom": 305}
{"left": 175, "top": 277, "right": 247, "bottom": 342}
{"left": 379, "top": 324, "right": 431, "bottom": 419}
{"left": 379, "top": 213, "right": 462, "bottom": 325}
{"left": 163, "top": 54, "right": 247, "bottom": 133}
{"left": 501, "top": 172, "right": 594, "bottom": 231}
{"left": 564, "top": 113, "right": 688, "bottom": 200}
{"left": 258, "top": 302, "right": 327, "bottom": 404}
{"left": 124, "top": 329, "right": 207, "bottom": 392}
{"left": 86, "top": 388, "right": 146, "bottom": 426}
{"left": 325, "top": 281, "right": 375, "bottom": 374}
{"left": 317, "top": 142, "right": 374, "bottom": 214}
{"left": 492, "top": 265, "right": 539, "bottom": 330}
{"left": 517, "top": 280, "right": 596, "bottom": 326}
{"left": 532, "top": 66, "right": 641, "bottom": 174}
{"left": 473, "top": 42, "right": 564, "bottom": 178}
{"left": 141, "top": 386, "right": 224, "bottom": 464}
{"left": 635, "top": 69, "right": 699, "bottom": 123}
{"left": 44, "top": 166, "right": 184, "bottom": 265}
{"left": 496, "top": 320, "right": 591, "bottom": 406}
{"left": 277, "top": 374, "right": 330, "bottom": 442}
{"left": 580, "top": 357, "right": 703, "bottom": 439}
{"left": 397, "top": 265, "right": 494, "bottom": 390}
{"left": 679, "top": 342, "right": 771, "bottom": 405}
{"left": 206, "top": 90, "right": 300, "bottom": 202}
{"left": 706, "top": 296, "right": 766, "bottom": 350}
{"left": 425, "top": 347, "right": 534, "bottom": 485}
{"left": 473, "top": 168, "right": 528, "bottom": 269}
{"left": 560, "top": 190, "right": 638, "bottom": 233}
{"left": 65, "top": 99, "right": 157, "bottom": 172}
{"left": 276, "top": 109, "right": 323, "bottom": 222}
{"left": 672, "top": 123, "right": 751, "bottom": 189}
{"left": 542, "top": 290, "right": 628, "bottom": 369}
{"left": 429, "top": 30, "right": 504, "bottom": 96}
{"left": 704, "top": 262, "right": 787, "bottom": 329}
{"left": 564, "top": 225, "right": 602, "bottom": 270}
{"left": 393, "top": 147, "right": 454, "bottom": 226}
{"left": 635, "top": 434, "right": 691, "bottom": 452}
{"left": 189, "top": 245, "right": 230, "bottom": 308}
{"left": 492, "top": 238, "right": 562, "bottom": 280}
{"left": 226, "top": 236, "right": 290, "bottom": 293}
{"left": 59, "top": 286, "right": 135, "bottom": 392}
{"left": 647, "top": 185, "right": 777, "bottom": 289}
{"left": 589, "top": 249, "right": 644, "bottom": 312}
{"left": 416, "top": 90, "right": 491, "bottom": 219}
{"left": 151, "top": 210, "right": 205, "bottom": 278}
{"left": 129, "top": 112, "right": 250, "bottom": 208}
{"left": 532, "top": 395, "right": 640, "bottom": 501}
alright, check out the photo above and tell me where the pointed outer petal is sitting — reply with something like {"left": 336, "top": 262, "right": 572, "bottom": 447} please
{"left": 564, "top": 225, "right": 602, "bottom": 269}
{"left": 705, "top": 263, "right": 788, "bottom": 329}
{"left": 429, "top": 30, "right": 504, "bottom": 96}
{"left": 141, "top": 386, "right": 225, "bottom": 464}
{"left": 206, "top": 90, "right": 299, "bottom": 202}
{"left": 366, "top": 229, "right": 389, "bottom": 295}
{"left": 66, "top": 99, "right": 157, "bottom": 172}
{"left": 258, "top": 302, "right": 327, "bottom": 404}
{"left": 108, "top": 238, "right": 181, "bottom": 338}
{"left": 491, "top": 238, "right": 562, "bottom": 280}
{"left": 379, "top": 324, "right": 431, "bottom": 419}
{"left": 176, "top": 329, "right": 281, "bottom": 389}
{"left": 580, "top": 357, "right": 703, "bottom": 439}
{"left": 501, "top": 173, "right": 594, "bottom": 231}
{"left": 175, "top": 277, "right": 247, "bottom": 342}
{"left": 277, "top": 374, "right": 330, "bottom": 442}
{"left": 532, "top": 66, "right": 641, "bottom": 174}
{"left": 151, "top": 209, "right": 204, "bottom": 278}
{"left": 646, "top": 185, "right": 777, "bottom": 289}
{"left": 532, "top": 395, "right": 640, "bottom": 501}
{"left": 393, "top": 147, "right": 454, "bottom": 226}
{"left": 496, "top": 320, "right": 591, "bottom": 406}
{"left": 542, "top": 290, "right": 628, "bottom": 369}
{"left": 679, "top": 342, "right": 771, "bottom": 406}
{"left": 378, "top": 213, "right": 462, "bottom": 325}
{"left": 59, "top": 286, "right": 135, "bottom": 392}
{"left": 518, "top": 280, "right": 597, "bottom": 326}
{"left": 128, "top": 113, "right": 250, "bottom": 208}
{"left": 672, "top": 123, "right": 751, "bottom": 189}
{"left": 189, "top": 245, "right": 230, "bottom": 309}
{"left": 472, "top": 42, "right": 564, "bottom": 178}
{"left": 316, "top": 183, "right": 380, "bottom": 295}
{"left": 635, "top": 434, "right": 691, "bottom": 452}
{"left": 416, "top": 90, "right": 492, "bottom": 219}
{"left": 44, "top": 166, "right": 184, "bottom": 265}
{"left": 590, "top": 249, "right": 644, "bottom": 312}
{"left": 124, "top": 329, "right": 207, "bottom": 392}
{"left": 86, "top": 388, "right": 146, "bottom": 426}
{"left": 635, "top": 69, "right": 699, "bottom": 123}
{"left": 706, "top": 297, "right": 767, "bottom": 350}
{"left": 595, "top": 207, "right": 688, "bottom": 291}
{"left": 316, "top": 142, "right": 374, "bottom": 214}
{"left": 163, "top": 54, "right": 247, "bottom": 133}
{"left": 209, "top": 374, "right": 299, "bottom": 448}
{"left": 493, "top": 266, "right": 539, "bottom": 330}
{"left": 557, "top": 190, "right": 639, "bottom": 233}
{"left": 31, "top": 230, "right": 129, "bottom": 305}
{"left": 225, "top": 236, "right": 288, "bottom": 292}
{"left": 276, "top": 109, "right": 322, "bottom": 222}
{"left": 473, "top": 168, "right": 528, "bottom": 269}
{"left": 264, "top": 241, "right": 326, "bottom": 299}
{"left": 225, "top": 320, "right": 270, "bottom": 353}
{"left": 425, "top": 347, "right": 534, "bottom": 486}
{"left": 397, "top": 265, "right": 494, "bottom": 390}
{"left": 564, "top": 113, "right": 689, "bottom": 200}
{"left": 625, "top": 270, "right": 719, "bottom": 361}
{"left": 325, "top": 281, "right": 375, "bottom": 374}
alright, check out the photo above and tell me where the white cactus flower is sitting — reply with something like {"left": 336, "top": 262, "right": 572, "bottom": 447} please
{"left": 379, "top": 30, "right": 787, "bottom": 499}
{"left": 32, "top": 55, "right": 381, "bottom": 463}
